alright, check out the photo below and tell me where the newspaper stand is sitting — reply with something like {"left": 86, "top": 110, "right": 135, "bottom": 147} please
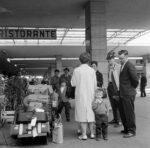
{"left": 10, "top": 84, "right": 53, "bottom": 144}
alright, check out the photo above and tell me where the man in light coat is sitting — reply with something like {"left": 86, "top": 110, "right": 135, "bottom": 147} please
{"left": 71, "top": 52, "right": 97, "bottom": 140}
{"left": 107, "top": 50, "right": 121, "bottom": 127}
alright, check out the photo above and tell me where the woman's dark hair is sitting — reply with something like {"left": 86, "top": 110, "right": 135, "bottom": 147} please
{"left": 64, "top": 67, "right": 69, "bottom": 72}
{"left": 106, "top": 50, "right": 115, "bottom": 60}
{"left": 91, "top": 61, "right": 98, "bottom": 66}
{"left": 118, "top": 50, "right": 128, "bottom": 56}
{"left": 55, "top": 69, "right": 60, "bottom": 73}
{"left": 79, "top": 52, "right": 91, "bottom": 64}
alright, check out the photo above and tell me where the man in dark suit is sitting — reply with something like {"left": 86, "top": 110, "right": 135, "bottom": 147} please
{"left": 118, "top": 50, "right": 139, "bottom": 138}
{"left": 60, "top": 67, "right": 72, "bottom": 97}
{"left": 51, "top": 69, "right": 60, "bottom": 92}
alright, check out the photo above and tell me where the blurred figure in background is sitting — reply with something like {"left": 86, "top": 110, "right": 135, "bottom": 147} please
{"left": 60, "top": 68, "right": 72, "bottom": 98}
{"left": 91, "top": 61, "right": 103, "bottom": 87}
{"left": 51, "top": 69, "right": 60, "bottom": 92}
{"left": 57, "top": 80, "right": 71, "bottom": 122}
{"left": 140, "top": 73, "right": 147, "bottom": 97}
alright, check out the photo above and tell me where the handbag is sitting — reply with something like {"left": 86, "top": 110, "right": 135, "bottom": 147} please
{"left": 52, "top": 114, "right": 63, "bottom": 144}
{"left": 68, "top": 99, "right": 75, "bottom": 109}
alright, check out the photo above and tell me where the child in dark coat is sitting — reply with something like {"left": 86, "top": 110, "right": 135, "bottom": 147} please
{"left": 57, "top": 80, "right": 71, "bottom": 122}
{"left": 92, "top": 88, "right": 109, "bottom": 141}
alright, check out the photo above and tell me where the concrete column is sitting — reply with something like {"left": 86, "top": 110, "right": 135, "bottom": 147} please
{"left": 85, "top": 0, "right": 108, "bottom": 86}
{"left": 55, "top": 55, "right": 62, "bottom": 72}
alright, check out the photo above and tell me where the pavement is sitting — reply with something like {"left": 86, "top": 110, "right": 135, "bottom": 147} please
{"left": 0, "top": 95, "right": 150, "bottom": 148}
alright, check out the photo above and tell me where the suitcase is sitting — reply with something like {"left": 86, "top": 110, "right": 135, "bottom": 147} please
{"left": 17, "top": 111, "right": 48, "bottom": 123}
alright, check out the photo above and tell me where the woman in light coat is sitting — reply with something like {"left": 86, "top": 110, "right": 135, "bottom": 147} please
{"left": 71, "top": 52, "right": 97, "bottom": 140}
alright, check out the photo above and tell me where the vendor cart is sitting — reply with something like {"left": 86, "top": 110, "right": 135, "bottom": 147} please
{"left": 10, "top": 84, "right": 53, "bottom": 144}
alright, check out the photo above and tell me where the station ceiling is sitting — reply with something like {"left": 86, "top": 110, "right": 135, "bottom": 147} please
{"left": 0, "top": 0, "right": 150, "bottom": 75}
{"left": 1, "top": 0, "right": 150, "bottom": 29}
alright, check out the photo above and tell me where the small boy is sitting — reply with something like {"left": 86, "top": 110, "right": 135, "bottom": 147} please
{"left": 92, "top": 88, "right": 109, "bottom": 141}
{"left": 57, "top": 80, "right": 71, "bottom": 122}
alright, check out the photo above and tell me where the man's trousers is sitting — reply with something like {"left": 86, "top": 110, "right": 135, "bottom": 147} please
{"left": 118, "top": 96, "right": 136, "bottom": 134}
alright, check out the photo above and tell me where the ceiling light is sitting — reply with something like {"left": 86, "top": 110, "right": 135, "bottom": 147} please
{"left": 128, "top": 57, "right": 143, "bottom": 60}
{"left": 10, "top": 58, "right": 56, "bottom": 61}
{"left": 62, "top": 58, "right": 79, "bottom": 60}
{"left": 135, "top": 65, "right": 143, "bottom": 67}
{"left": 10, "top": 57, "right": 79, "bottom": 61}
{"left": 115, "top": 57, "right": 143, "bottom": 60}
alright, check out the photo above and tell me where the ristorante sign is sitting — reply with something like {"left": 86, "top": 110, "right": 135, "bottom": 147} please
{"left": 0, "top": 28, "right": 57, "bottom": 39}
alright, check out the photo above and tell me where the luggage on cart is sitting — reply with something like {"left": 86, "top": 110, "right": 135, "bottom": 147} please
{"left": 17, "top": 111, "right": 48, "bottom": 123}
